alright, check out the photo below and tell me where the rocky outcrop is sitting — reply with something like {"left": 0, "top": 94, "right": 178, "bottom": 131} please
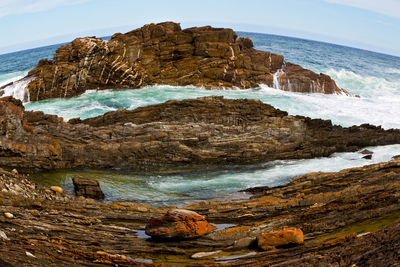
{"left": 0, "top": 95, "right": 399, "bottom": 171}
{"left": 72, "top": 176, "right": 104, "bottom": 199}
{"left": 257, "top": 227, "right": 304, "bottom": 250}
{"left": 1, "top": 158, "right": 400, "bottom": 265}
{"left": 0, "top": 22, "right": 347, "bottom": 102}
{"left": 145, "top": 209, "right": 217, "bottom": 239}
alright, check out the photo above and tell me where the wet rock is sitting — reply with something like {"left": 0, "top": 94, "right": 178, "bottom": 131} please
{"left": 4, "top": 22, "right": 347, "bottom": 102}
{"left": 360, "top": 149, "right": 373, "bottom": 155}
{"left": 50, "top": 186, "right": 63, "bottom": 194}
{"left": 1, "top": 96, "right": 400, "bottom": 171}
{"left": 392, "top": 155, "right": 400, "bottom": 160}
{"left": 145, "top": 209, "right": 217, "bottom": 239}
{"left": 363, "top": 154, "right": 373, "bottom": 160}
{"left": 257, "top": 227, "right": 304, "bottom": 250}
{"left": 72, "top": 176, "right": 104, "bottom": 199}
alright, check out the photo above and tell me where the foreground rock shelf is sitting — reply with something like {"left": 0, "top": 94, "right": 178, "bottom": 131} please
{"left": 1, "top": 95, "right": 400, "bottom": 171}
{"left": 0, "top": 22, "right": 348, "bottom": 102}
{"left": 1, "top": 159, "right": 400, "bottom": 266}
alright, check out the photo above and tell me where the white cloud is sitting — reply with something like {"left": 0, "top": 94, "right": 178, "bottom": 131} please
{"left": 325, "top": 0, "right": 400, "bottom": 19}
{"left": 0, "top": 0, "right": 90, "bottom": 18}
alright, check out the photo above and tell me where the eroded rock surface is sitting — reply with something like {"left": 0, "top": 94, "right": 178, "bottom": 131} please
{"left": 145, "top": 209, "right": 217, "bottom": 239}
{"left": 1, "top": 95, "right": 400, "bottom": 171}
{"left": 72, "top": 176, "right": 104, "bottom": 199}
{"left": 0, "top": 22, "right": 347, "bottom": 102}
{"left": 1, "top": 159, "right": 400, "bottom": 266}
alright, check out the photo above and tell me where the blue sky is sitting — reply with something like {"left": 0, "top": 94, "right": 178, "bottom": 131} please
{"left": 1, "top": 0, "right": 400, "bottom": 56}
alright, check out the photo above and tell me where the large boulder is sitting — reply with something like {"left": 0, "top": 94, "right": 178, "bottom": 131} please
{"left": 0, "top": 22, "right": 348, "bottom": 102}
{"left": 257, "top": 227, "right": 304, "bottom": 250}
{"left": 145, "top": 209, "right": 217, "bottom": 239}
{"left": 72, "top": 176, "right": 104, "bottom": 199}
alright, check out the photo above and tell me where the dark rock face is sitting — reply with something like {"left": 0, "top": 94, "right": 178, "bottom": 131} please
{"left": 0, "top": 22, "right": 347, "bottom": 101}
{"left": 72, "top": 176, "right": 104, "bottom": 199}
{"left": 0, "top": 95, "right": 399, "bottom": 171}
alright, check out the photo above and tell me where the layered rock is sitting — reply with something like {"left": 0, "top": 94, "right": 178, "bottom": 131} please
{"left": 145, "top": 209, "right": 217, "bottom": 239}
{"left": 72, "top": 176, "right": 104, "bottom": 199}
{"left": 0, "top": 22, "right": 347, "bottom": 102}
{"left": 1, "top": 157, "right": 400, "bottom": 265}
{"left": 1, "top": 95, "right": 400, "bottom": 171}
{"left": 257, "top": 227, "right": 304, "bottom": 250}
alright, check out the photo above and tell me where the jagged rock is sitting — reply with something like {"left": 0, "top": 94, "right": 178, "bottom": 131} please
{"left": 1, "top": 96, "right": 400, "bottom": 171}
{"left": 257, "top": 227, "right": 304, "bottom": 250}
{"left": 72, "top": 176, "right": 104, "bottom": 199}
{"left": 145, "top": 209, "right": 217, "bottom": 239}
{"left": 0, "top": 22, "right": 347, "bottom": 102}
{"left": 360, "top": 149, "right": 373, "bottom": 155}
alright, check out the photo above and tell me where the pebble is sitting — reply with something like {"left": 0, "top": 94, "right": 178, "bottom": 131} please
{"left": 11, "top": 169, "right": 18, "bottom": 176}
{"left": 4, "top": 212, "right": 14, "bottom": 219}
{"left": 50, "top": 186, "right": 63, "bottom": 194}
{"left": 0, "top": 230, "right": 9, "bottom": 240}
{"left": 191, "top": 250, "right": 222, "bottom": 259}
{"left": 26, "top": 251, "right": 36, "bottom": 258}
{"left": 1, "top": 188, "right": 8, "bottom": 193}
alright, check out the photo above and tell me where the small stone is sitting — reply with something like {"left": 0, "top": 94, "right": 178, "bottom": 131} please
{"left": 0, "top": 230, "right": 9, "bottom": 240}
{"left": 191, "top": 250, "right": 222, "bottom": 259}
{"left": 360, "top": 149, "right": 373, "bottom": 155}
{"left": 257, "top": 227, "right": 304, "bottom": 250}
{"left": 50, "top": 186, "right": 63, "bottom": 194}
{"left": 11, "top": 169, "right": 18, "bottom": 176}
{"left": 14, "top": 184, "right": 23, "bottom": 192}
{"left": 25, "top": 251, "right": 36, "bottom": 258}
{"left": 1, "top": 188, "right": 8, "bottom": 193}
{"left": 4, "top": 212, "right": 14, "bottom": 219}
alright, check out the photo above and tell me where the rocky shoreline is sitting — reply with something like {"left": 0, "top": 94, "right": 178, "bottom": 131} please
{"left": 0, "top": 22, "right": 348, "bottom": 102}
{"left": 1, "top": 95, "right": 400, "bottom": 171}
{"left": 1, "top": 159, "right": 400, "bottom": 266}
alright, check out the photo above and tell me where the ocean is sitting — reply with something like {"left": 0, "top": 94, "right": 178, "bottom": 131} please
{"left": 1, "top": 32, "right": 400, "bottom": 205}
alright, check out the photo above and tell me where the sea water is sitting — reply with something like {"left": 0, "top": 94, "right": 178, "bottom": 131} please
{"left": 1, "top": 32, "right": 400, "bottom": 204}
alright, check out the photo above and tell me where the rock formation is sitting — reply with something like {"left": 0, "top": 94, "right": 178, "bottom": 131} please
{"left": 0, "top": 95, "right": 399, "bottom": 171}
{"left": 145, "top": 209, "right": 217, "bottom": 239}
{"left": 72, "top": 176, "right": 104, "bottom": 199}
{"left": 1, "top": 158, "right": 400, "bottom": 265}
{"left": 0, "top": 22, "right": 348, "bottom": 102}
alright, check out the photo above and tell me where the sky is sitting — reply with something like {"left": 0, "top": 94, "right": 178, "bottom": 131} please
{"left": 0, "top": 0, "right": 400, "bottom": 56}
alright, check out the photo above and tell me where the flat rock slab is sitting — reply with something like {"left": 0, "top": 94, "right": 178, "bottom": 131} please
{"left": 72, "top": 176, "right": 104, "bottom": 199}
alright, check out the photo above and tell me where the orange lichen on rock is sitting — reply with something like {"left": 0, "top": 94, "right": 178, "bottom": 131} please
{"left": 257, "top": 227, "right": 304, "bottom": 250}
{"left": 145, "top": 209, "right": 217, "bottom": 239}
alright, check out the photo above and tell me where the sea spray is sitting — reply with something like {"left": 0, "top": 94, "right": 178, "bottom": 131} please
{"left": 0, "top": 77, "right": 34, "bottom": 102}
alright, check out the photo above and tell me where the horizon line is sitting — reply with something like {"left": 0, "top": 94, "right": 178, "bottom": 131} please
{"left": 1, "top": 26, "right": 399, "bottom": 60}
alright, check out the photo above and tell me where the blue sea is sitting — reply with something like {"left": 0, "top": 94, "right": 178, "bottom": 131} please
{"left": 1, "top": 32, "right": 400, "bottom": 205}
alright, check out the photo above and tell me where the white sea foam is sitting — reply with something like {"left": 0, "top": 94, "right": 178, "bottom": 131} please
{"left": 0, "top": 77, "right": 34, "bottom": 102}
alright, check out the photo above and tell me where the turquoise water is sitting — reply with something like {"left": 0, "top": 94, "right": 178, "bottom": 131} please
{"left": 2, "top": 32, "right": 400, "bottom": 204}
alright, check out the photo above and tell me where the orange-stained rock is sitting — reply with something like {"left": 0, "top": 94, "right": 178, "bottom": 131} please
{"left": 257, "top": 227, "right": 304, "bottom": 250}
{"left": 145, "top": 209, "right": 217, "bottom": 239}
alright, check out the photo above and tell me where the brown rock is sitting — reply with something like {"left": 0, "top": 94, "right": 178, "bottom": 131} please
{"left": 72, "top": 176, "right": 104, "bottom": 199}
{"left": 50, "top": 186, "right": 63, "bottom": 194}
{"left": 1, "top": 96, "right": 400, "bottom": 171}
{"left": 257, "top": 227, "right": 304, "bottom": 250}
{"left": 0, "top": 22, "right": 347, "bottom": 102}
{"left": 145, "top": 209, "right": 217, "bottom": 239}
